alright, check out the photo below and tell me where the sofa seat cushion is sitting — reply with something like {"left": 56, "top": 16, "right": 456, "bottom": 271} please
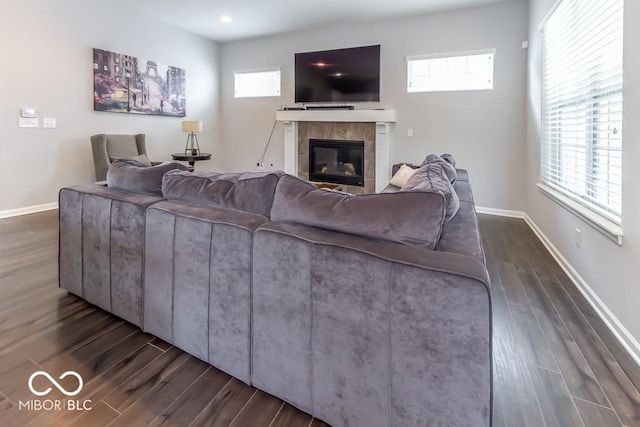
{"left": 436, "top": 201, "right": 484, "bottom": 262}
{"left": 106, "top": 158, "right": 188, "bottom": 196}
{"left": 271, "top": 175, "right": 446, "bottom": 249}
{"left": 402, "top": 163, "right": 460, "bottom": 223}
{"left": 162, "top": 170, "right": 283, "bottom": 217}
{"left": 453, "top": 179, "right": 474, "bottom": 204}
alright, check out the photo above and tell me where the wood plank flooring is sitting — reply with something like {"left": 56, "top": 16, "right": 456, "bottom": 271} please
{"left": 481, "top": 215, "right": 640, "bottom": 427}
{"left": 0, "top": 210, "right": 639, "bottom": 426}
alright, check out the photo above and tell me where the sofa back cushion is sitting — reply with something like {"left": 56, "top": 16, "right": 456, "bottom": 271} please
{"left": 441, "top": 153, "right": 456, "bottom": 168}
{"left": 106, "top": 159, "right": 188, "bottom": 196}
{"left": 402, "top": 163, "right": 460, "bottom": 223}
{"left": 270, "top": 175, "right": 446, "bottom": 249}
{"left": 162, "top": 170, "right": 284, "bottom": 217}
{"left": 420, "top": 154, "right": 457, "bottom": 183}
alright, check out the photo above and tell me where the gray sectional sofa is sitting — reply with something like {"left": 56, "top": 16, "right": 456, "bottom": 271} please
{"left": 58, "top": 157, "right": 491, "bottom": 426}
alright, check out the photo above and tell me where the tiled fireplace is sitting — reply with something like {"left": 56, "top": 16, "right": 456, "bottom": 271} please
{"left": 275, "top": 109, "right": 396, "bottom": 193}
{"left": 298, "top": 122, "right": 374, "bottom": 194}
{"left": 308, "top": 138, "right": 365, "bottom": 187}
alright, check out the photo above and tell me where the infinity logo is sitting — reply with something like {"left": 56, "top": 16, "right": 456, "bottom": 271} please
{"left": 28, "top": 371, "right": 84, "bottom": 397}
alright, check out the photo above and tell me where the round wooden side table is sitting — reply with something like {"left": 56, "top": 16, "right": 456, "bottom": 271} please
{"left": 171, "top": 153, "right": 212, "bottom": 172}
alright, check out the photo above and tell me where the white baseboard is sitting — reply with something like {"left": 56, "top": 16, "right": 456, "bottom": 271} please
{"left": 0, "top": 202, "right": 58, "bottom": 219}
{"left": 475, "top": 206, "right": 525, "bottom": 218}
{"left": 522, "top": 213, "right": 640, "bottom": 368}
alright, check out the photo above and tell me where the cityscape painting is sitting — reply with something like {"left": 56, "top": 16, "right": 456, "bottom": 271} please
{"left": 93, "top": 48, "right": 186, "bottom": 116}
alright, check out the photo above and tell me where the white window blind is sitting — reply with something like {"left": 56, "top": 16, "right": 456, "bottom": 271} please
{"left": 234, "top": 69, "right": 281, "bottom": 98}
{"left": 541, "top": 0, "right": 624, "bottom": 223}
{"left": 407, "top": 49, "right": 495, "bottom": 93}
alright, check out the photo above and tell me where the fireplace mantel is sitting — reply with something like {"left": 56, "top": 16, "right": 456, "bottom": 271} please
{"left": 276, "top": 109, "right": 396, "bottom": 123}
{"left": 276, "top": 109, "right": 396, "bottom": 192}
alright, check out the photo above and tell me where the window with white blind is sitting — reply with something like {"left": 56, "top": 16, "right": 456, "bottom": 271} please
{"left": 407, "top": 49, "right": 495, "bottom": 93}
{"left": 234, "top": 69, "right": 281, "bottom": 98}
{"left": 540, "top": 0, "right": 624, "bottom": 230}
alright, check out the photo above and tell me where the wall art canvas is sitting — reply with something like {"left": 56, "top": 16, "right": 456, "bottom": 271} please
{"left": 93, "top": 48, "right": 186, "bottom": 116}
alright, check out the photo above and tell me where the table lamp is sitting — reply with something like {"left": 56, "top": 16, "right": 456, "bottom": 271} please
{"left": 182, "top": 120, "right": 203, "bottom": 155}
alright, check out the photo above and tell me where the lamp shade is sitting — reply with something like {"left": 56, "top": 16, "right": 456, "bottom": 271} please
{"left": 182, "top": 120, "right": 203, "bottom": 133}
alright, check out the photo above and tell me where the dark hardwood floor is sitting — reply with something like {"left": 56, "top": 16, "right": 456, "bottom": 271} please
{"left": 0, "top": 210, "right": 639, "bottom": 426}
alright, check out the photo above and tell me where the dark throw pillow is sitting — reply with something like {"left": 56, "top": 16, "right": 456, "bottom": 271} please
{"left": 106, "top": 159, "right": 188, "bottom": 196}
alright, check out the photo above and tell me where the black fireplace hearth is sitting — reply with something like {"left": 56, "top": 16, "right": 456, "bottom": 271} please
{"left": 309, "top": 138, "right": 364, "bottom": 187}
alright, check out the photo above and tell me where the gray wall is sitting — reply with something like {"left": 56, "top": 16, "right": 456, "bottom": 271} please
{"left": 0, "top": 0, "right": 220, "bottom": 212}
{"left": 219, "top": 0, "right": 528, "bottom": 211}
{"left": 526, "top": 0, "right": 640, "bottom": 350}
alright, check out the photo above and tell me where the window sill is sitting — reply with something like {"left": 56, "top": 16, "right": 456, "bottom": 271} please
{"left": 537, "top": 183, "right": 623, "bottom": 246}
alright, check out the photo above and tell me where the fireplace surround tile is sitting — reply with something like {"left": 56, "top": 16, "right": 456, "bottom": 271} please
{"left": 298, "top": 121, "right": 376, "bottom": 194}
{"left": 364, "top": 124, "right": 375, "bottom": 145}
{"left": 346, "top": 123, "right": 366, "bottom": 141}
{"left": 298, "top": 154, "right": 309, "bottom": 175}
{"left": 331, "top": 123, "right": 348, "bottom": 140}
{"left": 365, "top": 142, "right": 375, "bottom": 164}
{"left": 298, "top": 126, "right": 310, "bottom": 155}
{"left": 365, "top": 160, "right": 375, "bottom": 181}
{"left": 310, "top": 123, "right": 325, "bottom": 139}
{"left": 364, "top": 179, "right": 375, "bottom": 194}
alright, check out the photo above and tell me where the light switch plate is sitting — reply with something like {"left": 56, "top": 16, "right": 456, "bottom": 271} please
{"left": 43, "top": 118, "right": 56, "bottom": 128}
{"left": 19, "top": 117, "right": 39, "bottom": 128}
{"left": 20, "top": 107, "right": 37, "bottom": 118}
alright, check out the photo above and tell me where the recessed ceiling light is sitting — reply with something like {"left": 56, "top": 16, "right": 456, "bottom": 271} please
{"left": 221, "top": 15, "right": 232, "bottom": 23}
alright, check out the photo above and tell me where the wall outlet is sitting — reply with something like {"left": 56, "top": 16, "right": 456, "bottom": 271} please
{"left": 575, "top": 228, "right": 582, "bottom": 248}
{"left": 407, "top": 128, "right": 413, "bottom": 137}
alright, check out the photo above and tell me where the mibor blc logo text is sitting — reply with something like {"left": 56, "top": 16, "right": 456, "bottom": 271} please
{"left": 19, "top": 371, "right": 92, "bottom": 412}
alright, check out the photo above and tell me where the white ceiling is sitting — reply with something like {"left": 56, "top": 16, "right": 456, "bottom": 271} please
{"left": 114, "top": 0, "right": 512, "bottom": 42}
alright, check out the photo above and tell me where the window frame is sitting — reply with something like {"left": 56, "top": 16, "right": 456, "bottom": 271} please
{"left": 406, "top": 48, "right": 496, "bottom": 93}
{"left": 538, "top": 0, "right": 624, "bottom": 244}
{"left": 233, "top": 68, "right": 281, "bottom": 99}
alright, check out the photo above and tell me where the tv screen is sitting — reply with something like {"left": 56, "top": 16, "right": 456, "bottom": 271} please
{"left": 295, "top": 45, "right": 380, "bottom": 103}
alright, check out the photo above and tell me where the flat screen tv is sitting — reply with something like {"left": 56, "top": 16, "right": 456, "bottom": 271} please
{"left": 295, "top": 45, "right": 380, "bottom": 103}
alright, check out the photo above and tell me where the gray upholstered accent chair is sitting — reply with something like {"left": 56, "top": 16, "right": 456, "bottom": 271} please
{"left": 90, "top": 133, "right": 158, "bottom": 181}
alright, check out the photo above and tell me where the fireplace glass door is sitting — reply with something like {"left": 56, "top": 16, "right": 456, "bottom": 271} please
{"left": 309, "top": 139, "right": 364, "bottom": 187}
